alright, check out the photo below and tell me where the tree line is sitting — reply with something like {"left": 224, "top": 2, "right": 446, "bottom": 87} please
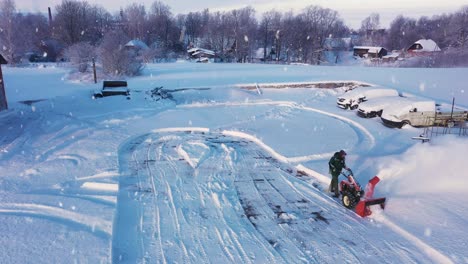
{"left": 0, "top": 0, "right": 467, "bottom": 75}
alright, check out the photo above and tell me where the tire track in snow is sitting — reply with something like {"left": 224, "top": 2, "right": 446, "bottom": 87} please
{"left": 114, "top": 128, "right": 443, "bottom": 263}
{"left": 0, "top": 203, "right": 111, "bottom": 237}
{"left": 179, "top": 100, "right": 375, "bottom": 157}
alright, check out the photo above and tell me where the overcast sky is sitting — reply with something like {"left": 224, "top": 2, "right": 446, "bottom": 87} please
{"left": 14, "top": 0, "right": 466, "bottom": 29}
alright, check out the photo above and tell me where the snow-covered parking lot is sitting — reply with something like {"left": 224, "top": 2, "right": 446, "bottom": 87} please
{"left": 0, "top": 63, "right": 467, "bottom": 263}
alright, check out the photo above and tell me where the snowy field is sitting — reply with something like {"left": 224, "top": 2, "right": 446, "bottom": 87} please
{"left": 0, "top": 62, "right": 467, "bottom": 263}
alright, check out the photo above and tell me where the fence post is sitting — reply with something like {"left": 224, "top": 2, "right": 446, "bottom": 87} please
{"left": 92, "top": 57, "right": 97, "bottom": 84}
{"left": 0, "top": 54, "right": 8, "bottom": 111}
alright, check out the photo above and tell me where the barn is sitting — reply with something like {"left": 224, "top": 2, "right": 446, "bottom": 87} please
{"left": 187, "top": 48, "right": 216, "bottom": 62}
{"left": 407, "top": 39, "right": 441, "bottom": 55}
{"left": 353, "top": 46, "right": 388, "bottom": 59}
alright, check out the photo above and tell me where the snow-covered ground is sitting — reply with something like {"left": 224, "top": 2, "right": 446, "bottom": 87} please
{"left": 0, "top": 62, "right": 467, "bottom": 263}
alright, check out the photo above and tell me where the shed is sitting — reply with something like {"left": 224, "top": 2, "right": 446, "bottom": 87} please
{"left": 353, "top": 46, "right": 388, "bottom": 58}
{"left": 407, "top": 39, "right": 441, "bottom": 54}
{"left": 187, "top": 48, "right": 215, "bottom": 59}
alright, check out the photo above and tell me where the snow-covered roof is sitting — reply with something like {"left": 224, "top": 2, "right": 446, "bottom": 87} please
{"left": 382, "top": 97, "right": 436, "bottom": 117}
{"left": 358, "top": 96, "right": 405, "bottom": 112}
{"left": 339, "top": 87, "right": 399, "bottom": 101}
{"left": 410, "top": 39, "right": 441, "bottom": 52}
{"left": 125, "top": 40, "right": 149, "bottom": 50}
{"left": 353, "top": 46, "right": 386, "bottom": 54}
{"left": 187, "top": 48, "right": 215, "bottom": 56}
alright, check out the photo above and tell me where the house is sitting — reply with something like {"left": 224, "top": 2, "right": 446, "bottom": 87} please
{"left": 187, "top": 47, "right": 215, "bottom": 61}
{"left": 407, "top": 39, "right": 441, "bottom": 55}
{"left": 353, "top": 46, "right": 388, "bottom": 58}
{"left": 125, "top": 40, "right": 149, "bottom": 51}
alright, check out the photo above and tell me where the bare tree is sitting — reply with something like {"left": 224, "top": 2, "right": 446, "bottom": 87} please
{"left": 450, "top": 6, "right": 468, "bottom": 49}
{"left": 231, "top": 7, "right": 257, "bottom": 62}
{"left": 123, "top": 3, "right": 147, "bottom": 42}
{"left": 86, "top": 6, "right": 113, "bottom": 44}
{"left": 64, "top": 42, "right": 95, "bottom": 72}
{"left": 385, "top": 15, "right": 418, "bottom": 50}
{"left": 0, "top": 0, "right": 18, "bottom": 62}
{"left": 99, "top": 30, "right": 143, "bottom": 76}
{"left": 148, "top": 1, "right": 173, "bottom": 49}
{"left": 54, "top": 0, "right": 90, "bottom": 45}
{"left": 360, "top": 13, "right": 381, "bottom": 45}
{"left": 204, "top": 11, "right": 233, "bottom": 59}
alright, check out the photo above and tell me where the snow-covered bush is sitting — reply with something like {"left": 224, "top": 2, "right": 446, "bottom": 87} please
{"left": 64, "top": 42, "right": 96, "bottom": 73}
{"left": 98, "top": 30, "right": 143, "bottom": 76}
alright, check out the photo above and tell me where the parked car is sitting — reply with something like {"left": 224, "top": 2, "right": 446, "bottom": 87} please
{"left": 380, "top": 98, "right": 436, "bottom": 128}
{"left": 336, "top": 87, "right": 399, "bottom": 110}
{"left": 357, "top": 96, "right": 406, "bottom": 118}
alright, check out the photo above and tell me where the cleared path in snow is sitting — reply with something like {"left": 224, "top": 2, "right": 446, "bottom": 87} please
{"left": 112, "top": 128, "right": 438, "bottom": 264}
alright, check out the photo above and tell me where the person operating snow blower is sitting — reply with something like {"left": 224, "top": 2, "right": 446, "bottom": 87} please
{"left": 328, "top": 150, "right": 349, "bottom": 197}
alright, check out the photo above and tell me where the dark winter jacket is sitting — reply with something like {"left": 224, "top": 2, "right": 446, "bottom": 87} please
{"left": 329, "top": 152, "right": 346, "bottom": 176}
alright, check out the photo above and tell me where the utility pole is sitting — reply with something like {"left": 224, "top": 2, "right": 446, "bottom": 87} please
{"left": 0, "top": 54, "right": 8, "bottom": 111}
{"left": 92, "top": 58, "right": 97, "bottom": 84}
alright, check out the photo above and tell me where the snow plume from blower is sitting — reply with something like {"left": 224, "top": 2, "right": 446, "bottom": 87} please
{"left": 377, "top": 136, "right": 468, "bottom": 195}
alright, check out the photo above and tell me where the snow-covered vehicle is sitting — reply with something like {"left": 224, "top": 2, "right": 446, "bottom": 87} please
{"left": 94, "top": 81, "right": 130, "bottom": 98}
{"left": 357, "top": 96, "right": 406, "bottom": 118}
{"left": 380, "top": 98, "right": 436, "bottom": 128}
{"left": 336, "top": 87, "right": 399, "bottom": 110}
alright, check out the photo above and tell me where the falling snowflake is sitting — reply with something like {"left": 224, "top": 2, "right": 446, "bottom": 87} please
{"left": 424, "top": 228, "right": 432, "bottom": 237}
{"left": 419, "top": 83, "right": 425, "bottom": 92}
{"left": 244, "top": 35, "right": 248, "bottom": 42}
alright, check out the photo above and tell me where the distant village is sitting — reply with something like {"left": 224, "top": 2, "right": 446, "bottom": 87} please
{"left": 187, "top": 36, "right": 442, "bottom": 65}
{"left": 0, "top": 0, "right": 467, "bottom": 74}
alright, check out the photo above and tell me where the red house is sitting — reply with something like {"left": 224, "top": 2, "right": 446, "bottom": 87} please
{"left": 407, "top": 39, "right": 441, "bottom": 56}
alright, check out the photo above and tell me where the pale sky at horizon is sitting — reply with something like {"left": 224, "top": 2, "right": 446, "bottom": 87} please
{"left": 13, "top": 0, "right": 467, "bottom": 29}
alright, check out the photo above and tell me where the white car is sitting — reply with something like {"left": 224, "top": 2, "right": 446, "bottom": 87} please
{"left": 357, "top": 96, "right": 406, "bottom": 118}
{"left": 380, "top": 98, "right": 436, "bottom": 128}
{"left": 336, "top": 87, "right": 399, "bottom": 110}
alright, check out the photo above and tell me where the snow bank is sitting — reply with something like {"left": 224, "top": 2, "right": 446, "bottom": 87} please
{"left": 377, "top": 136, "right": 468, "bottom": 195}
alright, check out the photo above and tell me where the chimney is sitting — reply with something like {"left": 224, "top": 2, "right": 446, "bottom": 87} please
{"left": 48, "top": 7, "right": 52, "bottom": 27}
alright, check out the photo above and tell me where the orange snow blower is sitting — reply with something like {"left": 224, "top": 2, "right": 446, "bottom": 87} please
{"left": 339, "top": 170, "right": 386, "bottom": 217}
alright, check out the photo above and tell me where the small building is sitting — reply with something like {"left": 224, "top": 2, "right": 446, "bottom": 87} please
{"left": 187, "top": 47, "right": 215, "bottom": 61}
{"left": 125, "top": 40, "right": 149, "bottom": 51}
{"left": 353, "top": 46, "right": 388, "bottom": 58}
{"left": 407, "top": 39, "right": 441, "bottom": 55}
